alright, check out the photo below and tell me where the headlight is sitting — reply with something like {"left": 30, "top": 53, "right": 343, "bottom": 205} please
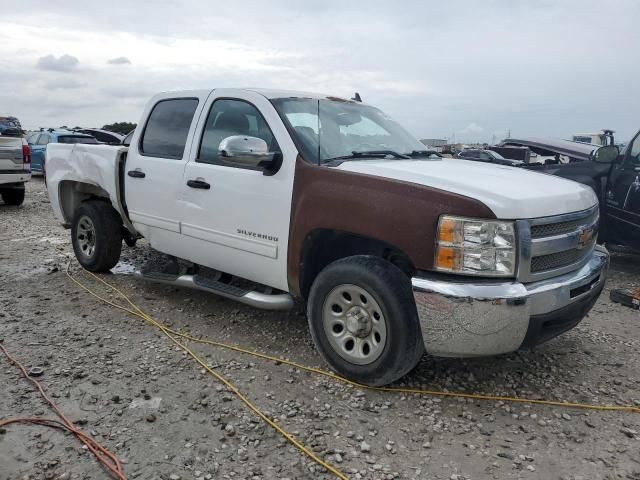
{"left": 435, "top": 215, "right": 516, "bottom": 277}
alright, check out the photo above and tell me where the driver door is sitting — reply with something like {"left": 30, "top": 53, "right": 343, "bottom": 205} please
{"left": 604, "top": 131, "right": 640, "bottom": 247}
{"left": 180, "top": 89, "right": 298, "bottom": 291}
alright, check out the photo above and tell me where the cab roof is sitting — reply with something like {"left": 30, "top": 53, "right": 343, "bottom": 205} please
{"left": 155, "top": 88, "right": 360, "bottom": 103}
{"left": 247, "top": 88, "right": 357, "bottom": 103}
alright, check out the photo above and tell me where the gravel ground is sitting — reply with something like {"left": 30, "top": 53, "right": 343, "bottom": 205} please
{"left": 1, "top": 178, "right": 640, "bottom": 480}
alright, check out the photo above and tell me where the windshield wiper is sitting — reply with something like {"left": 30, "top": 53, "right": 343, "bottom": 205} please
{"left": 406, "top": 150, "right": 442, "bottom": 158}
{"left": 324, "top": 150, "right": 411, "bottom": 163}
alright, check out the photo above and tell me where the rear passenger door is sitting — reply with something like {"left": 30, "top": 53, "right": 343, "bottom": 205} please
{"left": 124, "top": 92, "right": 207, "bottom": 253}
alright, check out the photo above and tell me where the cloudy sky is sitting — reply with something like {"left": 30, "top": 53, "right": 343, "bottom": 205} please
{"left": 1, "top": 0, "right": 638, "bottom": 142}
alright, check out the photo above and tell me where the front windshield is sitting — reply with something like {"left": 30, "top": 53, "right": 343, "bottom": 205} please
{"left": 272, "top": 98, "right": 425, "bottom": 164}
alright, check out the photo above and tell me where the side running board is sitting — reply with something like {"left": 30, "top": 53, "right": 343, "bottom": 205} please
{"left": 134, "top": 272, "right": 294, "bottom": 311}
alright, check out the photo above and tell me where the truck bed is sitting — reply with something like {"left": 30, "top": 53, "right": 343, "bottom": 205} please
{"left": 46, "top": 143, "right": 129, "bottom": 227}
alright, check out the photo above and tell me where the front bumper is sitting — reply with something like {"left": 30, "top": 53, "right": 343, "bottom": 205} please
{"left": 412, "top": 245, "right": 609, "bottom": 357}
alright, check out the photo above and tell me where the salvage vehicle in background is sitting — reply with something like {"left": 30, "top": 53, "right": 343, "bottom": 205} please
{"left": 500, "top": 137, "right": 596, "bottom": 164}
{"left": 572, "top": 129, "right": 615, "bottom": 147}
{"left": 0, "top": 116, "right": 23, "bottom": 137}
{"left": 457, "top": 148, "right": 523, "bottom": 166}
{"left": 600, "top": 135, "right": 640, "bottom": 249}
{"left": 0, "top": 117, "right": 30, "bottom": 205}
{"left": 26, "top": 129, "right": 98, "bottom": 174}
{"left": 46, "top": 88, "right": 608, "bottom": 386}
{"left": 72, "top": 128, "right": 124, "bottom": 144}
{"left": 502, "top": 136, "right": 640, "bottom": 250}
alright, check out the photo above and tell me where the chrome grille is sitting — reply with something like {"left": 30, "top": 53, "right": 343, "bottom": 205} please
{"left": 517, "top": 206, "right": 599, "bottom": 282}
{"left": 530, "top": 209, "right": 598, "bottom": 238}
{"left": 531, "top": 248, "right": 585, "bottom": 272}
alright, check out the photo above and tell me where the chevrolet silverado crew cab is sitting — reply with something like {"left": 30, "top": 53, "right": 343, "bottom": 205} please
{"left": 0, "top": 116, "right": 31, "bottom": 205}
{"left": 46, "top": 89, "right": 609, "bottom": 386}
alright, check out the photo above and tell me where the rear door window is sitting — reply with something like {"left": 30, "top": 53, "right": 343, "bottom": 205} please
{"left": 37, "top": 134, "right": 50, "bottom": 145}
{"left": 140, "top": 98, "right": 199, "bottom": 159}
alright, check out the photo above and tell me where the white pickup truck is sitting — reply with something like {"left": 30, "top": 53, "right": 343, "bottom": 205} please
{"left": 47, "top": 88, "right": 609, "bottom": 386}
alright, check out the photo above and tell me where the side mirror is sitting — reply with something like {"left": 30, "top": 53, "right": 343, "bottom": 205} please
{"left": 591, "top": 145, "right": 619, "bottom": 163}
{"left": 218, "top": 135, "right": 277, "bottom": 169}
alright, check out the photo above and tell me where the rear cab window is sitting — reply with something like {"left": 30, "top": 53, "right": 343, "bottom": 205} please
{"left": 140, "top": 98, "right": 199, "bottom": 159}
{"left": 58, "top": 136, "right": 98, "bottom": 144}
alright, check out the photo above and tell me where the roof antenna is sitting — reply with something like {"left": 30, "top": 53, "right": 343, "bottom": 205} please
{"left": 351, "top": 92, "right": 362, "bottom": 102}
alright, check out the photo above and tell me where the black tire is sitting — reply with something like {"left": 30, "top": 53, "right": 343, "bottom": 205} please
{"left": 307, "top": 255, "right": 424, "bottom": 386}
{"left": 71, "top": 200, "right": 122, "bottom": 272}
{"left": 1, "top": 188, "right": 25, "bottom": 206}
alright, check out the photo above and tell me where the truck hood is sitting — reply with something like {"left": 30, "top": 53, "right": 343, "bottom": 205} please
{"left": 336, "top": 158, "right": 597, "bottom": 219}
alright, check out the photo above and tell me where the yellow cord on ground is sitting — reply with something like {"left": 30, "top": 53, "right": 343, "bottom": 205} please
{"left": 62, "top": 260, "right": 349, "bottom": 480}
{"left": 56, "top": 250, "right": 640, "bottom": 478}
{"left": 80, "top": 265, "right": 640, "bottom": 415}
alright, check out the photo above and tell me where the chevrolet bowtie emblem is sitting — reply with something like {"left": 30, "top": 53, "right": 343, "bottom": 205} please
{"left": 577, "top": 227, "right": 593, "bottom": 249}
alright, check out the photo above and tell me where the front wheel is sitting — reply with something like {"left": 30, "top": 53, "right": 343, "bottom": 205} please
{"left": 71, "top": 200, "right": 122, "bottom": 271}
{"left": 307, "top": 255, "right": 424, "bottom": 386}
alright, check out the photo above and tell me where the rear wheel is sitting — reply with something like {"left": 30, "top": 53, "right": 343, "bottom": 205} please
{"left": 71, "top": 200, "right": 122, "bottom": 271}
{"left": 1, "top": 188, "right": 25, "bottom": 206}
{"left": 307, "top": 255, "right": 424, "bottom": 386}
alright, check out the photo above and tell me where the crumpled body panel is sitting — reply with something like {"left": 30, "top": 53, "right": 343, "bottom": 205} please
{"left": 46, "top": 143, "right": 128, "bottom": 226}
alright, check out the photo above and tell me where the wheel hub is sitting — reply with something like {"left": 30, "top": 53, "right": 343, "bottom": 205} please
{"left": 76, "top": 215, "right": 97, "bottom": 258}
{"left": 321, "top": 284, "right": 387, "bottom": 365}
{"left": 345, "top": 306, "right": 372, "bottom": 338}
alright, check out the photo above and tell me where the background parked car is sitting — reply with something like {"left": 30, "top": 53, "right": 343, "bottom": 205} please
{"left": 26, "top": 129, "right": 98, "bottom": 174}
{"left": 73, "top": 128, "right": 124, "bottom": 144}
{"left": 0, "top": 116, "right": 30, "bottom": 205}
{"left": 493, "top": 136, "right": 639, "bottom": 250}
{"left": 457, "top": 148, "right": 523, "bottom": 166}
{"left": 0, "top": 116, "right": 23, "bottom": 137}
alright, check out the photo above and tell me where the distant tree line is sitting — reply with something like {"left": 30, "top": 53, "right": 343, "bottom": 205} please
{"left": 102, "top": 122, "right": 137, "bottom": 135}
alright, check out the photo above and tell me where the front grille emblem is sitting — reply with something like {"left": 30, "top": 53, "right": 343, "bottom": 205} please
{"left": 577, "top": 227, "right": 594, "bottom": 249}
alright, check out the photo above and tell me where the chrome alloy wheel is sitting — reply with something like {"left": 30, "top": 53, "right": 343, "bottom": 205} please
{"left": 322, "top": 284, "right": 387, "bottom": 365}
{"left": 76, "top": 215, "right": 97, "bottom": 258}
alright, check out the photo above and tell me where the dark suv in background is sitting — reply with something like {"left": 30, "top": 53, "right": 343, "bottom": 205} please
{"left": 457, "top": 148, "right": 523, "bottom": 166}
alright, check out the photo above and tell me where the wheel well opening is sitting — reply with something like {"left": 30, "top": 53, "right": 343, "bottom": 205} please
{"left": 58, "top": 180, "right": 113, "bottom": 225}
{"left": 299, "top": 229, "right": 415, "bottom": 299}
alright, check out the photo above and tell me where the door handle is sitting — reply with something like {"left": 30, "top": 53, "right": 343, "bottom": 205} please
{"left": 127, "top": 169, "right": 146, "bottom": 178}
{"left": 187, "top": 179, "right": 211, "bottom": 190}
